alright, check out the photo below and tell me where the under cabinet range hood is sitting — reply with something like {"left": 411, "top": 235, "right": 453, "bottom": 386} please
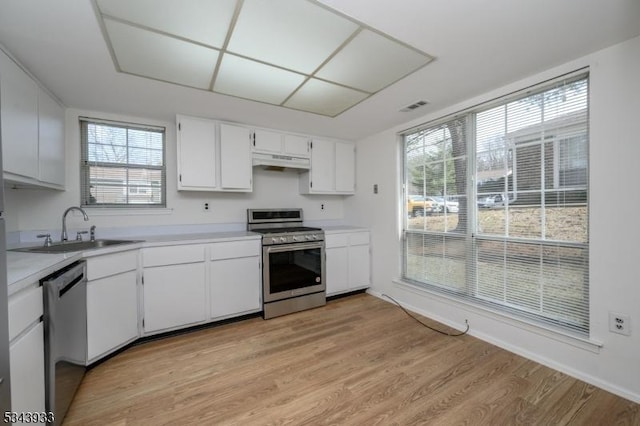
{"left": 252, "top": 152, "right": 310, "bottom": 172}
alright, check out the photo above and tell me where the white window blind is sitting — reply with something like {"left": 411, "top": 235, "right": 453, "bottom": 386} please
{"left": 80, "top": 118, "right": 166, "bottom": 207}
{"left": 403, "top": 72, "right": 589, "bottom": 335}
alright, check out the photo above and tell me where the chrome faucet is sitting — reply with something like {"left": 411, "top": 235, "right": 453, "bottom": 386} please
{"left": 61, "top": 206, "right": 89, "bottom": 242}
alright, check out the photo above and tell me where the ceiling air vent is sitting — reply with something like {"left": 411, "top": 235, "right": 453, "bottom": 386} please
{"left": 400, "top": 100, "right": 429, "bottom": 112}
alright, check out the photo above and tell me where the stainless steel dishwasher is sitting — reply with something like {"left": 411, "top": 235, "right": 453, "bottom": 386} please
{"left": 42, "top": 260, "right": 87, "bottom": 426}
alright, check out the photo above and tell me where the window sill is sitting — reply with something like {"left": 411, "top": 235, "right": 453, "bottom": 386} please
{"left": 392, "top": 278, "right": 603, "bottom": 354}
{"left": 83, "top": 207, "right": 174, "bottom": 216}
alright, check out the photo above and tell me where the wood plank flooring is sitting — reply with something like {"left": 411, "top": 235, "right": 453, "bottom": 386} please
{"left": 64, "top": 293, "right": 639, "bottom": 425}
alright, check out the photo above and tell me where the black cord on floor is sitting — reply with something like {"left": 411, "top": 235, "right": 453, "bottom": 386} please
{"left": 382, "top": 294, "right": 470, "bottom": 337}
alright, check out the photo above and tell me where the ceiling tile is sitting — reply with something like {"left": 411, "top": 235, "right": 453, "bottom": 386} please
{"left": 227, "top": 0, "right": 358, "bottom": 73}
{"left": 284, "top": 79, "right": 368, "bottom": 116}
{"left": 97, "top": 0, "right": 236, "bottom": 48}
{"left": 316, "top": 29, "right": 433, "bottom": 92}
{"left": 104, "top": 19, "right": 218, "bottom": 89}
{"left": 214, "top": 54, "right": 306, "bottom": 105}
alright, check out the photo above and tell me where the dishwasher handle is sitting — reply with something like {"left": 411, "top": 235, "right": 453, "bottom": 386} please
{"left": 42, "top": 261, "right": 86, "bottom": 298}
{"left": 59, "top": 274, "right": 84, "bottom": 298}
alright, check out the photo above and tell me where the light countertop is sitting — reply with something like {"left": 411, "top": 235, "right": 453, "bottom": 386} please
{"left": 322, "top": 226, "right": 370, "bottom": 233}
{"left": 7, "top": 251, "right": 82, "bottom": 296}
{"left": 6, "top": 231, "right": 262, "bottom": 294}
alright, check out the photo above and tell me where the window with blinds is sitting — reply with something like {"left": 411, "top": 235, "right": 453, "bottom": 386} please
{"left": 80, "top": 118, "right": 166, "bottom": 207}
{"left": 403, "top": 72, "right": 589, "bottom": 335}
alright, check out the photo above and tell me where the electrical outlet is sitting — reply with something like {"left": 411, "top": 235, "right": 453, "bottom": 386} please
{"left": 609, "top": 312, "right": 631, "bottom": 336}
{"left": 203, "top": 202, "right": 211, "bottom": 212}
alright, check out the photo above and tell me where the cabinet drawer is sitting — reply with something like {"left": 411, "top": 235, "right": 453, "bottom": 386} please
{"left": 8, "top": 285, "right": 43, "bottom": 342}
{"left": 350, "top": 232, "right": 370, "bottom": 246}
{"left": 143, "top": 244, "right": 206, "bottom": 267}
{"left": 87, "top": 250, "right": 138, "bottom": 281}
{"left": 325, "top": 233, "right": 348, "bottom": 249}
{"left": 211, "top": 240, "right": 260, "bottom": 260}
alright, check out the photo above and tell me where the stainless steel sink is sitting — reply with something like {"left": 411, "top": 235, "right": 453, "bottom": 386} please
{"left": 11, "top": 239, "right": 140, "bottom": 254}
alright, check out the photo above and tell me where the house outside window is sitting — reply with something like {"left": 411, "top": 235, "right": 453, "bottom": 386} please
{"left": 403, "top": 72, "right": 589, "bottom": 335}
{"left": 80, "top": 118, "right": 166, "bottom": 207}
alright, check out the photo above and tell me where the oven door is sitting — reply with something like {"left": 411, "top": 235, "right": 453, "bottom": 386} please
{"left": 263, "top": 241, "right": 325, "bottom": 303}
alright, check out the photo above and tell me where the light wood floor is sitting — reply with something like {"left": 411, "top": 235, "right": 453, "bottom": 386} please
{"left": 64, "top": 293, "right": 639, "bottom": 425}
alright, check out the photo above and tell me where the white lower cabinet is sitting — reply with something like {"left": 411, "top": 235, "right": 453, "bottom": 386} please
{"left": 325, "top": 231, "right": 371, "bottom": 296}
{"left": 210, "top": 240, "right": 261, "bottom": 320}
{"left": 10, "top": 323, "right": 45, "bottom": 425}
{"left": 142, "top": 244, "right": 207, "bottom": 333}
{"left": 8, "top": 285, "right": 45, "bottom": 425}
{"left": 86, "top": 250, "right": 139, "bottom": 363}
{"left": 326, "top": 245, "right": 349, "bottom": 295}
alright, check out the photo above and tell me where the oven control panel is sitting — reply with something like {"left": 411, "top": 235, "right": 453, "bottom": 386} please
{"left": 263, "top": 233, "right": 324, "bottom": 245}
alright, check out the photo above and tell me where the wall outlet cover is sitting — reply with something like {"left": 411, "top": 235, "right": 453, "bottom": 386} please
{"left": 609, "top": 312, "right": 631, "bottom": 336}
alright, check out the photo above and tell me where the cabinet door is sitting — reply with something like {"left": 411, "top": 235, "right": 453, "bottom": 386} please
{"left": 143, "top": 263, "right": 206, "bottom": 332}
{"left": 220, "top": 123, "right": 252, "bottom": 190}
{"left": 326, "top": 247, "right": 348, "bottom": 296}
{"left": 38, "top": 88, "right": 65, "bottom": 187}
{"left": 10, "top": 322, "right": 45, "bottom": 424}
{"left": 309, "top": 139, "right": 334, "bottom": 192}
{"left": 253, "top": 129, "right": 282, "bottom": 153}
{"left": 87, "top": 271, "right": 138, "bottom": 362}
{"left": 348, "top": 243, "right": 370, "bottom": 289}
{"left": 177, "top": 115, "right": 216, "bottom": 190}
{"left": 335, "top": 142, "right": 355, "bottom": 193}
{"left": 210, "top": 257, "right": 261, "bottom": 319}
{"left": 283, "top": 134, "right": 309, "bottom": 158}
{"left": 0, "top": 50, "right": 39, "bottom": 179}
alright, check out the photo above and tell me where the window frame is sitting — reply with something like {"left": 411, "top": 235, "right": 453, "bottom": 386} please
{"left": 80, "top": 117, "right": 167, "bottom": 208}
{"left": 401, "top": 70, "right": 589, "bottom": 336}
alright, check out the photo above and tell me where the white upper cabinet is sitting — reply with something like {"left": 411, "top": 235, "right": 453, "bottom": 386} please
{"left": 252, "top": 128, "right": 310, "bottom": 158}
{"left": 0, "top": 48, "right": 65, "bottom": 189}
{"left": 335, "top": 141, "right": 355, "bottom": 193}
{"left": 307, "top": 138, "right": 334, "bottom": 192}
{"left": 38, "top": 87, "right": 65, "bottom": 187}
{"left": 177, "top": 115, "right": 253, "bottom": 192}
{"left": 299, "top": 138, "right": 355, "bottom": 195}
{"left": 253, "top": 129, "right": 282, "bottom": 154}
{"left": 220, "top": 123, "right": 252, "bottom": 191}
{"left": 283, "top": 134, "right": 310, "bottom": 157}
{"left": 177, "top": 114, "right": 217, "bottom": 190}
{"left": 0, "top": 49, "right": 40, "bottom": 180}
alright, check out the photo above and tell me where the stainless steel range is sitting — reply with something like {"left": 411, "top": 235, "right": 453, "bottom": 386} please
{"left": 247, "top": 209, "right": 326, "bottom": 319}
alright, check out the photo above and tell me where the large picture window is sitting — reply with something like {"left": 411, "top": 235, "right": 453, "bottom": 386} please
{"left": 403, "top": 72, "right": 589, "bottom": 335}
{"left": 80, "top": 118, "right": 166, "bottom": 207}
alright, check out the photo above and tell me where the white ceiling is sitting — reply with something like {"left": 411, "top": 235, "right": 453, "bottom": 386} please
{"left": 0, "top": 0, "right": 639, "bottom": 141}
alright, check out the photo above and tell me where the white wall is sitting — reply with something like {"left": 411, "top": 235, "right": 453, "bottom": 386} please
{"left": 4, "top": 108, "right": 346, "bottom": 237}
{"left": 346, "top": 35, "right": 640, "bottom": 402}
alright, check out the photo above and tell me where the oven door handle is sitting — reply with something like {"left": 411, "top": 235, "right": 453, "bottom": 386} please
{"left": 264, "top": 241, "right": 324, "bottom": 254}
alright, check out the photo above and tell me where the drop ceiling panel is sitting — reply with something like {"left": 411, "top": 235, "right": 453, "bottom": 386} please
{"left": 97, "top": 0, "right": 235, "bottom": 48}
{"left": 284, "top": 79, "right": 368, "bottom": 117}
{"left": 104, "top": 19, "right": 218, "bottom": 89}
{"left": 316, "top": 29, "right": 433, "bottom": 92}
{"left": 94, "top": 0, "right": 436, "bottom": 117}
{"left": 214, "top": 54, "right": 306, "bottom": 105}
{"left": 228, "top": 0, "right": 358, "bottom": 74}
